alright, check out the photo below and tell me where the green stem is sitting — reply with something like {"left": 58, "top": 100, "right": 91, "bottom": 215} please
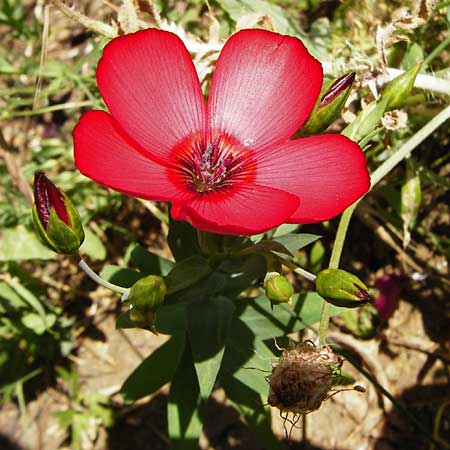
{"left": 317, "top": 103, "right": 450, "bottom": 346}
{"left": 78, "top": 258, "right": 129, "bottom": 294}
{"left": 423, "top": 34, "right": 450, "bottom": 69}
{"left": 371, "top": 103, "right": 450, "bottom": 187}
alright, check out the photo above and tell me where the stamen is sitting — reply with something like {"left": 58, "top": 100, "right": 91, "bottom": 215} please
{"left": 172, "top": 133, "right": 254, "bottom": 194}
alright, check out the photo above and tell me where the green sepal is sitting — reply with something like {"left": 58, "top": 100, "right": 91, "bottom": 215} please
{"left": 381, "top": 63, "right": 422, "bottom": 111}
{"left": 315, "top": 268, "right": 370, "bottom": 308}
{"left": 32, "top": 200, "right": 84, "bottom": 255}
{"left": 303, "top": 73, "right": 355, "bottom": 135}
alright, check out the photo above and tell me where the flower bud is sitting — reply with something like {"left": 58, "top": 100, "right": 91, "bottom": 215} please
{"left": 127, "top": 275, "right": 167, "bottom": 312}
{"left": 315, "top": 268, "right": 371, "bottom": 308}
{"left": 302, "top": 73, "right": 355, "bottom": 135}
{"left": 381, "top": 63, "right": 422, "bottom": 111}
{"left": 32, "top": 172, "right": 84, "bottom": 254}
{"left": 264, "top": 272, "right": 293, "bottom": 305}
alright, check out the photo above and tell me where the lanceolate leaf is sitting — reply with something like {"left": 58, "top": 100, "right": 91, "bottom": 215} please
{"left": 187, "top": 296, "right": 235, "bottom": 399}
{"left": 168, "top": 342, "right": 202, "bottom": 450}
{"left": 121, "top": 333, "right": 186, "bottom": 402}
{"left": 236, "top": 292, "right": 343, "bottom": 339}
{"left": 272, "top": 233, "right": 321, "bottom": 254}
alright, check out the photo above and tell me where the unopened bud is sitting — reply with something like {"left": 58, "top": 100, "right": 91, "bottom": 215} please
{"left": 127, "top": 275, "right": 167, "bottom": 311}
{"left": 303, "top": 73, "right": 355, "bottom": 135}
{"left": 264, "top": 272, "right": 293, "bottom": 305}
{"left": 381, "top": 63, "right": 422, "bottom": 111}
{"left": 315, "top": 268, "right": 371, "bottom": 308}
{"left": 32, "top": 172, "right": 84, "bottom": 254}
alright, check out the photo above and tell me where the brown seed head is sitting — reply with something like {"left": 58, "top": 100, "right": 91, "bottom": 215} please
{"left": 268, "top": 341, "right": 341, "bottom": 414}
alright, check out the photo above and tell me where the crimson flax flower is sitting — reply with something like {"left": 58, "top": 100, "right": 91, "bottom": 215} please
{"left": 74, "top": 29, "right": 369, "bottom": 235}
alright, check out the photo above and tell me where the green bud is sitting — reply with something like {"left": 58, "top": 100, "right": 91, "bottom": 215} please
{"left": 303, "top": 73, "right": 355, "bottom": 135}
{"left": 127, "top": 275, "right": 167, "bottom": 311}
{"left": 264, "top": 272, "right": 293, "bottom": 305}
{"left": 381, "top": 63, "right": 422, "bottom": 111}
{"left": 32, "top": 172, "right": 84, "bottom": 254}
{"left": 315, "top": 268, "right": 371, "bottom": 308}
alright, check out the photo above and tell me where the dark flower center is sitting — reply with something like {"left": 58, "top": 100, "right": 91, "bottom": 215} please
{"left": 172, "top": 133, "right": 254, "bottom": 194}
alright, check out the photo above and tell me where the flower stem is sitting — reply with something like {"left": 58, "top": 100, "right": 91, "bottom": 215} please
{"left": 318, "top": 102, "right": 450, "bottom": 346}
{"left": 293, "top": 266, "right": 317, "bottom": 282}
{"left": 78, "top": 257, "right": 129, "bottom": 294}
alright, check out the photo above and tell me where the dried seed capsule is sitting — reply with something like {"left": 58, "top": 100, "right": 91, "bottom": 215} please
{"left": 268, "top": 341, "right": 341, "bottom": 414}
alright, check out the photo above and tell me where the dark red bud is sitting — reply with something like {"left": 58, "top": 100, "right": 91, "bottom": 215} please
{"left": 319, "top": 72, "right": 356, "bottom": 109}
{"left": 34, "top": 172, "right": 69, "bottom": 229}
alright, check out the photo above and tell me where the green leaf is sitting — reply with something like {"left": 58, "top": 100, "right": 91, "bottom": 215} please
{"left": 168, "top": 343, "right": 202, "bottom": 450}
{"left": 187, "top": 297, "right": 235, "bottom": 399}
{"left": 167, "top": 216, "right": 201, "bottom": 262}
{"left": 217, "top": 0, "right": 305, "bottom": 37}
{"left": 0, "top": 281, "right": 27, "bottom": 309}
{"left": 237, "top": 292, "right": 343, "bottom": 339}
{"left": 0, "top": 225, "right": 54, "bottom": 261}
{"left": 218, "top": 254, "right": 266, "bottom": 298}
{"left": 240, "top": 239, "right": 293, "bottom": 256}
{"left": 272, "top": 223, "right": 299, "bottom": 237}
{"left": 100, "top": 265, "right": 144, "bottom": 288}
{"left": 125, "top": 243, "right": 174, "bottom": 276}
{"left": 272, "top": 233, "right": 321, "bottom": 254}
{"left": 21, "top": 313, "right": 56, "bottom": 334}
{"left": 225, "top": 328, "right": 275, "bottom": 399}
{"left": 165, "top": 255, "right": 211, "bottom": 294}
{"left": 79, "top": 227, "right": 106, "bottom": 260}
{"left": 342, "top": 98, "right": 388, "bottom": 142}
{"left": 121, "top": 333, "right": 186, "bottom": 401}
{"left": 5, "top": 278, "right": 47, "bottom": 321}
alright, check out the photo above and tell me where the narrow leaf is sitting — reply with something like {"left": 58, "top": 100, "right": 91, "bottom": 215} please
{"left": 121, "top": 333, "right": 186, "bottom": 401}
{"left": 168, "top": 343, "right": 202, "bottom": 450}
{"left": 187, "top": 296, "right": 235, "bottom": 399}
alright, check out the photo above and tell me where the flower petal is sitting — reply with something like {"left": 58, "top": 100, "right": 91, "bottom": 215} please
{"left": 171, "top": 184, "right": 299, "bottom": 235}
{"left": 97, "top": 29, "right": 206, "bottom": 164}
{"left": 208, "top": 29, "right": 322, "bottom": 150}
{"left": 255, "top": 134, "right": 370, "bottom": 222}
{"left": 73, "top": 110, "right": 193, "bottom": 202}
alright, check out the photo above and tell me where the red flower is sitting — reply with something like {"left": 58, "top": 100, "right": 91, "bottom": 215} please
{"left": 74, "top": 29, "right": 369, "bottom": 235}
